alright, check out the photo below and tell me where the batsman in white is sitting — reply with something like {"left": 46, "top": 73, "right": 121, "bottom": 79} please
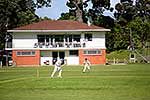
{"left": 83, "top": 58, "right": 91, "bottom": 73}
{"left": 51, "top": 59, "right": 67, "bottom": 78}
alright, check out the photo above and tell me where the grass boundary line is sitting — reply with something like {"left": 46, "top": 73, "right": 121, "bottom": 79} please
{"left": 0, "top": 77, "right": 34, "bottom": 84}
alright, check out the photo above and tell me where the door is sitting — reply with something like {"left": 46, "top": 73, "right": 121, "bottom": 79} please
{"left": 52, "top": 52, "right": 58, "bottom": 64}
{"left": 52, "top": 51, "right": 65, "bottom": 64}
{"left": 59, "top": 52, "right": 65, "bottom": 59}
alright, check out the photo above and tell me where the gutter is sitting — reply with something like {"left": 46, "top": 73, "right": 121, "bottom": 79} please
{"left": 7, "top": 29, "right": 111, "bottom": 33}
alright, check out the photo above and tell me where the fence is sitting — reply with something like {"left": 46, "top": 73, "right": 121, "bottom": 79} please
{"left": 106, "top": 58, "right": 128, "bottom": 65}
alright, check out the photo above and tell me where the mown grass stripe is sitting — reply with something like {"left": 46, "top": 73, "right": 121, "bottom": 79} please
{"left": 0, "top": 77, "right": 34, "bottom": 84}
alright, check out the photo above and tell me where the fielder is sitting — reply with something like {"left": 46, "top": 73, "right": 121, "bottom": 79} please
{"left": 51, "top": 59, "right": 67, "bottom": 78}
{"left": 83, "top": 58, "right": 91, "bottom": 73}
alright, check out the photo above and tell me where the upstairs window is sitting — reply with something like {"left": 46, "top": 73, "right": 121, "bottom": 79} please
{"left": 37, "top": 35, "right": 45, "bottom": 43}
{"left": 37, "top": 35, "right": 51, "bottom": 43}
{"left": 73, "top": 35, "right": 81, "bottom": 42}
{"left": 85, "top": 34, "right": 92, "bottom": 41}
{"left": 65, "top": 35, "right": 81, "bottom": 42}
{"left": 55, "top": 35, "right": 64, "bottom": 42}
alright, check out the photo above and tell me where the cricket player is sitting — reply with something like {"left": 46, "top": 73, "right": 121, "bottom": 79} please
{"left": 83, "top": 58, "right": 91, "bottom": 73}
{"left": 51, "top": 59, "right": 67, "bottom": 78}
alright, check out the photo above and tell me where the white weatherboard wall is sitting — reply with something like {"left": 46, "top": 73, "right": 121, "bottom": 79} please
{"left": 13, "top": 32, "right": 37, "bottom": 48}
{"left": 66, "top": 57, "right": 79, "bottom": 65}
{"left": 65, "top": 51, "right": 79, "bottom": 65}
{"left": 13, "top": 32, "right": 106, "bottom": 49}
{"left": 85, "top": 32, "right": 106, "bottom": 48}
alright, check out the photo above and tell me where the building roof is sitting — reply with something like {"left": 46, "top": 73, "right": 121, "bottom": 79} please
{"left": 8, "top": 20, "right": 110, "bottom": 32}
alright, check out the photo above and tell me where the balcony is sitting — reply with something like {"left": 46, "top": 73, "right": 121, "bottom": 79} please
{"left": 34, "top": 42, "right": 86, "bottom": 48}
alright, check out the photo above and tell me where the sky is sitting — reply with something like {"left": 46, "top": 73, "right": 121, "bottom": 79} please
{"left": 35, "top": 0, "right": 120, "bottom": 20}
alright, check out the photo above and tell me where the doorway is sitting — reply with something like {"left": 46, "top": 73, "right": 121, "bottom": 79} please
{"left": 52, "top": 51, "right": 65, "bottom": 64}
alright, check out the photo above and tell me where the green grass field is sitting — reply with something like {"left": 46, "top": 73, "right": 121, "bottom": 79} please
{"left": 0, "top": 64, "right": 150, "bottom": 100}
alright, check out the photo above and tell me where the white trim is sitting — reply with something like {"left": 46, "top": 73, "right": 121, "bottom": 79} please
{"left": 5, "top": 48, "right": 13, "bottom": 50}
{"left": 10, "top": 47, "right": 106, "bottom": 50}
{"left": 7, "top": 29, "right": 110, "bottom": 33}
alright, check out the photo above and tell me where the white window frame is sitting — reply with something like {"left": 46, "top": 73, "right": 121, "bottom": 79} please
{"left": 16, "top": 51, "right": 36, "bottom": 56}
{"left": 83, "top": 50, "right": 102, "bottom": 55}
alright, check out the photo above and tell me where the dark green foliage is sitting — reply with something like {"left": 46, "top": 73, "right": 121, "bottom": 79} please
{"left": 0, "top": 0, "right": 51, "bottom": 62}
{"left": 60, "top": 0, "right": 114, "bottom": 28}
{"left": 58, "top": 11, "right": 76, "bottom": 20}
{"left": 106, "top": 50, "right": 130, "bottom": 60}
{"left": 0, "top": 0, "right": 51, "bottom": 49}
{"left": 107, "top": 0, "right": 150, "bottom": 51}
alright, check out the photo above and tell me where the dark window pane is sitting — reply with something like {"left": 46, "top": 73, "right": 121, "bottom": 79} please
{"left": 69, "top": 50, "right": 78, "bottom": 56}
{"left": 85, "top": 34, "right": 92, "bottom": 41}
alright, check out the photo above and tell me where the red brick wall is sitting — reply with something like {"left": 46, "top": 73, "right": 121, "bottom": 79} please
{"left": 12, "top": 50, "right": 40, "bottom": 66}
{"left": 79, "top": 49, "right": 106, "bottom": 65}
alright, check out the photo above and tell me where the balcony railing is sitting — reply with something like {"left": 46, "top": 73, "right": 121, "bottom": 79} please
{"left": 34, "top": 42, "right": 86, "bottom": 48}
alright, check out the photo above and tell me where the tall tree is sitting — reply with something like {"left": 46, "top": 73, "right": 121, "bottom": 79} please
{"left": 0, "top": 0, "right": 51, "bottom": 62}
{"left": 114, "top": 0, "right": 150, "bottom": 25}
{"left": 0, "top": 0, "right": 51, "bottom": 49}
{"left": 114, "top": 0, "right": 136, "bottom": 26}
{"left": 0, "top": 0, "right": 51, "bottom": 31}
{"left": 127, "top": 17, "right": 150, "bottom": 48}
{"left": 88, "top": 0, "right": 114, "bottom": 28}
{"left": 60, "top": 0, "right": 114, "bottom": 28}
{"left": 66, "top": 0, "right": 90, "bottom": 22}
{"left": 108, "top": 0, "right": 150, "bottom": 51}
{"left": 135, "top": 0, "right": 150, "bottom": 21}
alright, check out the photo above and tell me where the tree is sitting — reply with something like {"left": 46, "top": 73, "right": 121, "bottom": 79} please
{"left": 0, "top": 0, "right": 51, "bottom": 62}
{"left": 114, "top": 0, "right": 150, "bottom": 24}
{"left": 135, "top": 0, "right": 150, "bottom": 20}
{"left": 58, "top": 11, "right": 76, "bottom": 20}
{"left": 106, "top": 23, "right": 130, "bottom": 52}
{"left": 0, "top": 0, "right": 51, "bottom": 49}
{"left": 88, "top": 0, "right": 114, "bottom": 27}
{"left": 60, "top": 0, "right": 114, "bottom": 27}
{"left": 127, "top": 17, "right": 150, "bottom": 48}
{"left": 111, "top": 0, "right": 150, "bottom": 50}
{"left": 66, "top": 0, "right": 90, "bottom": 22}
{"left": 0, "top": 0, "right": 51, "bottom": 30}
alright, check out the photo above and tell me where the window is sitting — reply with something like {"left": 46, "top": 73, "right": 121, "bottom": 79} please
{"left": 83, "top": 50, "right": 101, "bottom": 55}
{"left": 37, "top": 35, "right": 51, "bottom": 43}
{"left": 37, "top": 35, "right": 45, "bottom": 43}
{"left": 46, "top": 35, "right": 50, "bottom": 42}
{"left": 65, "top": 35, "right": 81, "bottom": 42}
{"left": 73, "top": 35, "right": 81, "bottom": 42}
{"left": 69, "top": 50, "right": 78, "bottom": 56}
{"left": 85, "top": 34, "right": 92, "bottom": 41}
{"left": 55, "top": 35, "right": 64, "bottom": 42}
{"left": 16, "top": 51, "right": 35, "bottom": 56}
{"left": 65, "top": 35, "right": 72, "bottom": 42}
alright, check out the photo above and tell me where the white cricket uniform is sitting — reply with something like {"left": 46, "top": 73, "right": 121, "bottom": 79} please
{"left": 51, "top": 59, "right": 62, "bottom": 78}
{"left": 83, "top": 60, "right": 91, "bottom": 72}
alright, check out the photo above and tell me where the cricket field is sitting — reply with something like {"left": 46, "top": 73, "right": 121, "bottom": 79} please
{"left": 0, "top": 64, "right": 150, "bottom": 100}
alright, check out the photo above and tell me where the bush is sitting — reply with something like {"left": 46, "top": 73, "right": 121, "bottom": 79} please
{"left": 106, "top": 50, "right": 130, "bottom": 60}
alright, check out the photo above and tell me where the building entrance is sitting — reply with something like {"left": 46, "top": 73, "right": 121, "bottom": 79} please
{"left": 52, "top": 51, "right": 65, "bottom": 64}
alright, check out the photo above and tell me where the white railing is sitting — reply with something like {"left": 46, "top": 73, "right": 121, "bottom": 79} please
{"left": 34, "top": 42, "right": 86, "bottom": 48}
